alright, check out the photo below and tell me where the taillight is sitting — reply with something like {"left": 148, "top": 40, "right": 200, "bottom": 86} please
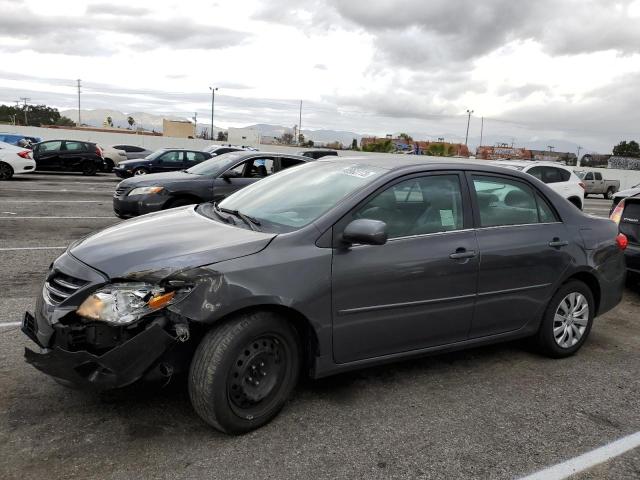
{"left": 95, "top": 146, "right": 103, "bottom": 158}
{"left": 617, "top": 233, "right": 628, "bottom": 251}
{"left": 610, "top": 199, "right": 625, "bottom": 225}
{"left": 578, "top": 182, "right": 586, "bottom": 190}
{"left": 17, "top": 150, "right": 31, "bottom": 159}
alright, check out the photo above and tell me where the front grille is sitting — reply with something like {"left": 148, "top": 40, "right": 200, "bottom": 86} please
{"left": 114, "top": 185, "right": 128, "bottom": 197}
{"left": 44, "top": 271, "right": 89, "bottom": 305}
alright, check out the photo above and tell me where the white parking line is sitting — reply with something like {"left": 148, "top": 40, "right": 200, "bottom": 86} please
{"left": 519, "top": 431, "right": 640, "bottom": 480}
{"left": 0, "top": 188, "right": 113, "bottom": 193}
{"left": 0, "top": 216, "right": 115, "bottom": 219}
{"left": 0, "top": 246, "right": 66, "bottom": 251}
{"left": 0, "top": 322, "right": 22, "bottom": 328}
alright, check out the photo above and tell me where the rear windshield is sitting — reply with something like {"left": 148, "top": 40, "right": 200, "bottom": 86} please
{"left": 620, "top": 201, "right": 640, "bottom": 244}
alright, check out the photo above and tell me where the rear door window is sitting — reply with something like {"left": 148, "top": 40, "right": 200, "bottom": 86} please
{"left": 279, "top": 158, "right": 306, "bottom": 170}
{"left": 63, "top": 141, "right": 86, "bottom": 151}
{"left": 594, "top": 172, "right": 603, "bottom": 181}
{"left": 472, "top": 175, "right": 555, "bottom": 227}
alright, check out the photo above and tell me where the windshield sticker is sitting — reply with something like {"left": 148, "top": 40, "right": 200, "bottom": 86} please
{"left": 342, "top": 166, "right": 379, "bottom": 178}
{"left": 439, "top": 210, "right": 455, "bottom": 227}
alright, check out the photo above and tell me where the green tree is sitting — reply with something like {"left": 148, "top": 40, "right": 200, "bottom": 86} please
{"left": 0, "top": 103, "right": 66, "bottom": 126}
{"left": 280, "top": 132, "right": 294, "bottom": 144}
{"left": 106, "top": 116, "right": 114, "bottom": 127}
{"left": 351, "top": 138, "right": 359, "bottom": 150}
{"left": 613, "top": 140, "right": 640, "bottom": 158}
{"left": 216, "top": 131, "right": 228, "bottom": 142}
{"left": 54, "top": 116, "right": 75, "bottom": 127}
{"left": 127, "top": 116, "right": 135, "bottom": 128}
{"left": 398, "top": 133, "right": 413, "bottom": 142}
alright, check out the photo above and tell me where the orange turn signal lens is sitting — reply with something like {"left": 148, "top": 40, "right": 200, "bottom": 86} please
{"left": 147, "top": 291, "right": 175, "bottom": 310}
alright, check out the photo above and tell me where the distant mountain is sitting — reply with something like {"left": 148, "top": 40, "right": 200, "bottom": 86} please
{"left": 245, "top": 124, "right": 363, "bottom": 146}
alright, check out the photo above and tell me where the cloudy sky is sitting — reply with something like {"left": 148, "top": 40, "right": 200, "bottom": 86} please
{"left": 2, "top": 0, "right": 640, "bottom": 151}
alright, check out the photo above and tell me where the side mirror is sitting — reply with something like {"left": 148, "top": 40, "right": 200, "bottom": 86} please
{"left": 221, "top": 171, "right": 238, "bottom": 182}
{"left": 342, "top": 219, "right": 388, "bottom": 246}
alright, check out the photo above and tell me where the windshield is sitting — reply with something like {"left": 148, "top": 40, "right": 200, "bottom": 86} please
{"left": 144, "top": 150, "right": 166, "bottom": 160}
{"left": 186, "top": 152, "right": 247, "bottom": 175}
{"left": 201, "top": 162, "right": 387, "bottom": 232}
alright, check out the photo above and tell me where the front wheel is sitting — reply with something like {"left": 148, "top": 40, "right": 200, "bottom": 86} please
{"left": 133, "top": 167, "right": 149, "bottom": 176}
{"left": 0, "top": 162, "right": 14, "bottom": 180}
{"left": 189, "top": 311, "right": 301, "bottom": 434}
{"left": 534, "top": 280, "right": 594, "bottom": 358}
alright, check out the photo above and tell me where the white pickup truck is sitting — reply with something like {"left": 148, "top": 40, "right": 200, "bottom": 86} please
{"left": 575, "top": 171, "right": 620, "bottom": 199}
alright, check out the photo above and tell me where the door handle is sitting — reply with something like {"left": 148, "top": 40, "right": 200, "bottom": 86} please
{"left": 548, "top": 239, "right": 569, "bottom": 248}
{"left": 449, "top": 249, "right": 477, "bottom": 260}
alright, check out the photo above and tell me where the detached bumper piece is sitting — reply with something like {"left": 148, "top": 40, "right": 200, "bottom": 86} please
{"left": 24, "top": 315, "right": 177, "bottom": 391}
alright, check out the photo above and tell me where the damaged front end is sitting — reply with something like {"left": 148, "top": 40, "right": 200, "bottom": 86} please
{"left": 22, "top": 253, "right": 199, "bottom": 391}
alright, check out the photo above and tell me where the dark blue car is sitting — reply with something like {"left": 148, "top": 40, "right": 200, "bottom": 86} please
{"left": 0, "top": 133, "right": 42, "bottom": 146}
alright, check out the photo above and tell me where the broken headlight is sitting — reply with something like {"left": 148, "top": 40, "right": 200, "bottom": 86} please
{"left": 76, "top": 282, "right": 190, "bottom": 325}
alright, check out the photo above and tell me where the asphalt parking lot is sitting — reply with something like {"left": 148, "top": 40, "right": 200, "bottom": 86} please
{"left": 1, "top": 173, "right": 638, "bottom": 479}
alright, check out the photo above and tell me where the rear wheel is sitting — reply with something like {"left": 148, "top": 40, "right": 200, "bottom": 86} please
{"left": 189, "top": 311, "right": 301, "bottom": 434}
{"left": 0, "top": 162, "right": 14, "bottom": 180}
{"left": 133, "top": 167, "right": 149, "bottom": 176}
{"left": 605, "top": 188, "right": 615, "bottom": 200}
{"left": 535, "top": 280, "right": 594, "bottom": 358}
{"left": 81, "top": 161, "right": 98, "bottom": 176}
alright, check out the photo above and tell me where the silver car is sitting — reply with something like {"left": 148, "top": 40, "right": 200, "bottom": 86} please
{"left": 112, "top": 144, "right": 154, "bottom": 160}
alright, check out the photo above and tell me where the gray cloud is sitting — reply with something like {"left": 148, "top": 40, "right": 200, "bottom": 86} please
{"left": 0, "top": 4, "right": 249, "bottom": 56}
{"left": 86, "top": 3, "right": 151, "bottom": 16}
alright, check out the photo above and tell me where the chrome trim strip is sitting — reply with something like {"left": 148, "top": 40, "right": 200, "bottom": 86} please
{"left": 338, "top": 293, "right": 477, "bottom": 315}
{"left": 475, "top": 222, "right": 562, "bottom": 231}
{"left": 44, "top": 282, "right": 69, "bottom": 299}
{"left": 477, "top": 283, "right": 551, "bottom": 297}
{"left": 51, "top": 277, "right": 83, "bottom": 290}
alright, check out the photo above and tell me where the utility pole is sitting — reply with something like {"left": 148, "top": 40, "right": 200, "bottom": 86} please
{"left": 193, "top": 112, "right": 197, "bottom": 137}
{"left": 298, "top": 100, "right": 302, "bottom": 145}
{"left": 465, "top": 109, "right": 474, "bottom": 146}
{"left": 19, "top": 97, "right": 31, "bottom": 125}
{"left": 576, "top": 145, "right": 583, "bottom": 166}
{"left": 209, "top": 86, "right": 218, "bottom": 141}
{"left": 479, "top": 116, "right": 484, "bottom": 147}
{"left": 76, "top": 79, "right": 81, "bottom": 126}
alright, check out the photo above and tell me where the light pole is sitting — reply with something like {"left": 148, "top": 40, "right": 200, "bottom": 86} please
{"left": 465, "top": 109, "right": 474, "bottom": 146}
{"left": 209, "top": 86, "right": 218, "bottom": 141}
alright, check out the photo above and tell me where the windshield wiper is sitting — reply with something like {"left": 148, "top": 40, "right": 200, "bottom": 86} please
{"left": 213, "top": 203, "right": 261, "bottom": 231}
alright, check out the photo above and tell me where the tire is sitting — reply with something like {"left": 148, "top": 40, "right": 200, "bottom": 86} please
{"left": 165, "top": 197, "right": 198, "bottom": 209}
{"left": 81, "top": 161, "right": 98, "bottom": 176}
{"left": 189, "top": 311, "right": 301, "bottom": 435}
{"left": 534, "top": 280, "right": 595, "bottom": 358}
{"left": 103, "top": 159, "right": 114, "bottom": 173}
{"left": 0, "top": 162, "right": 14, "bottom": 180}
{"left": 133, "top": 167, "right": 149, "bottom": 176}
{"left": 605, "top": 188, "right": 615, "bottom": 200}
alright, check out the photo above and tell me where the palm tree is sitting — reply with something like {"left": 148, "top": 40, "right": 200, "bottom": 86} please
{"left": 106, "top": 116, "right": 113, "bottom": 127}
{"left": 127, "top": 116, "right": 135, "bottom": 129}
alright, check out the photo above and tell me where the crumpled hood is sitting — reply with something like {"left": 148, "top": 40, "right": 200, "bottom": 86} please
{"left": 69, "top": 206, "right": 275, "bottom": 279}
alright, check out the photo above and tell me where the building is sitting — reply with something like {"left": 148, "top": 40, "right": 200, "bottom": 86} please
{"left": 163, "top": 119, "right": 195, "bottom": 138}
{"left": 476, "top": 146, "right": 532, "bottom": 160}
{"left": 529, "top": 150, "right": 578, "bottom": 165}
{"left": 228, "top": 128, "right": 260, "bottom": 148}
{"left": 361, "top": 137, "right": 470, "bottom": 156}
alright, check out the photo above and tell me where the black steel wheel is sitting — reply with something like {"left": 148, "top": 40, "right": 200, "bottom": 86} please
{"left": 0, "top": 162, "right": 13, "bottom": 180}
{"left": 189, "top": 311, "right": 301, "bottom": 434}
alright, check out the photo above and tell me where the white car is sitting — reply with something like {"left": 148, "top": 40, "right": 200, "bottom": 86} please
{"left": 99, "top": 145, "right": 128, "bottom": 172}
{"left": 492, "top": 161, "right": 585, "bottom": 210}
{"left": 0, "top": 141, "right": 35, "bottom": 180}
